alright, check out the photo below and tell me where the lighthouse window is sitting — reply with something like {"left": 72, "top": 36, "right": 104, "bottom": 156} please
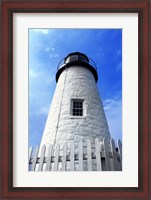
{"left": 72, "top": 100, "right": 83, "bottom": 116}
{"left": 70, "top": 55, "right": 78, "bottom": 61}
{"left": 78, "top": 55, "right": 89, "bottom": 63}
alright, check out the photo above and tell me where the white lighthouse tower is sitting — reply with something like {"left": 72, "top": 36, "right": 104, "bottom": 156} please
{"left": 40, "top": 52, "right": 110, "bottom": 152}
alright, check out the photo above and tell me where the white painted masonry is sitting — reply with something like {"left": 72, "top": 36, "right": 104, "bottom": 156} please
{"left": 40, "top": 62, "right": 111, "bottom": 151}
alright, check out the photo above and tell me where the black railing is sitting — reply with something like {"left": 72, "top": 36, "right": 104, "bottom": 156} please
{"left": 57, "top": 56, "right": 97, "bottom": 71}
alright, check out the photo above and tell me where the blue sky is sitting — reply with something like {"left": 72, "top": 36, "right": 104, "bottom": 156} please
{"left": 29, "top": 29, "right": 122, "bottom": 147}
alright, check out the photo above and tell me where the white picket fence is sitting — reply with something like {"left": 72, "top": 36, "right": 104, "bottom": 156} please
{"left": 29, "top": 138, "right": 122, "bottom": 171}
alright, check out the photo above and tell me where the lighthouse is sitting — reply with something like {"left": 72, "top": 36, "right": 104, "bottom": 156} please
{"left": 29, "top": 52, "right": 122, "bottom": 172}
{"left": 40, "top": 52, "right": 111, "bottom": 152}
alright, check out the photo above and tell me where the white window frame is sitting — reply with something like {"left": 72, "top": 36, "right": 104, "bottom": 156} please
{"left": 70, "top": 99, "right": 85, "bottom": 117}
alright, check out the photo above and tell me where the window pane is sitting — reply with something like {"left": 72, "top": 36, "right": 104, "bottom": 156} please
{"left": 70, "top": 55, "right": 78, "bottom": 61}
{"left": 72, "top": 100, "right": 83, "bottom": 116}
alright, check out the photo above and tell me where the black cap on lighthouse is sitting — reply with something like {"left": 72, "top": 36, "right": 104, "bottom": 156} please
{"left": 56, "top": 52, "right": 98, "bottom": 82}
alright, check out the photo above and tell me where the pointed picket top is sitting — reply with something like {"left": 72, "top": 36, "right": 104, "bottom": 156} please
{"left": 38, "top": 145, "right": 46, "bottom": 171}
{"left": 31, "top": 146, "right": 39, "bottom": 171}
{"left": 110, "top": 138, "right": 118, "bottom": 171}
{"left": 117, "top": 139, "right": 122, "bottom": 169}
{"left": 70, "top": 140, "right": 74, "bottom": 171}
{"left": 103, "top": 138, "right": 111, "bottom": 171}
{"left": 87, "top": 139, "right": 92, "bottom": 171}
{"left": 46, "top": 144, "right": 53, "bottom": 171}
{"left": 95, "top": 138, "right": 102, "bottom": 171}
{"left": 62, "top": 142, "right": 67, "bottom": 171}
{"left": 53, "top": 143, "right": 60, "bottom": 171}
{"left": 117, "top": 139, "right": 122, "bottom": 160}
{"left": 29, "top": 146, "right": 33, "bottom": 163}
{"left": 79, "top": 140, "right": 83, "bottom": 171}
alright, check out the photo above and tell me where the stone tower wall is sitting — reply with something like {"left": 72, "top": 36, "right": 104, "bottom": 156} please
{"left": 40, "top": 65, "right": 110, "bottom": 151}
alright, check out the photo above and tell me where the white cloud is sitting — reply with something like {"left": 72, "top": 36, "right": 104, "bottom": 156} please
{"left": 116, "top": 49, "right": 121, "bottom": 57}
{"left": 45, "top": 47, "right": 50, "bottom": 51}
{"left": 34, "top": 29, "right": 49, "bottom": 34}
{"left": 113, "top": 49, "right": 122, "bottom": 62}
{"left": 116, "top": 61, "right": 122, "bottom": 71}
{"left": 103, "top": 97, "right": 122, "bottom": 141}
{"left": 29, "top": 68, "right": 55, "bottom": 81}
{"left": 35, "top": 104, "right": 50, "bottom": 116}
{"left": 29, "top": 69, "right": 41, "bottom": 78}
{"left": 29, "top": 130, "right": 41, "bottom": 147}
{"left": 49, "top": 54, "right": 59, "bottom": 58}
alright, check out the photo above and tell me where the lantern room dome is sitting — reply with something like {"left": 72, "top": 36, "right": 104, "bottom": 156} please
{"left": 56, "top": 52, "right": 98, "bottom": 82}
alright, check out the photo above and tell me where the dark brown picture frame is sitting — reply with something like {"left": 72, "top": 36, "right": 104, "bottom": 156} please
{"left": 1, "top": 0, "right": 150, "bottom": 199}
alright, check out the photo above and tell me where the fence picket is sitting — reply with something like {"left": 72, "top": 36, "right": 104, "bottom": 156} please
{"left": 53, "top": 143, "right": 60, "bottom": 171}
{"left": 79, "top": 140, "right": 83, "bottom": 171}
{"left": 62, "top": 142, "right": 67, "bottom": 171}
{"left": 38, "top": 145, "right": 46, "bottom": 171}
{"left": 103, "top": 138, "right": 111, "bottom": 171}
{"left": 95, "top": 138, "right": 102, "bottom": 171}
{"left": 46, "top": 144, "right": 53, "bottom": 171}
{"left": 70, "top": 141, "right": 74, "bottom": 171}
{"left": 87, "top": 139, "right": 92, "bottom": 171}
{"left": 31, "top": 146, "right": 39, "bottom": 171}
{"left": 110, "top": 138, "right": 118, "bottom": 170}
{"left": 29, "top": 146, "right": 32, "bottom": 163}
{"left": 117, "top": 139, "right": 122, "bottom": 169}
